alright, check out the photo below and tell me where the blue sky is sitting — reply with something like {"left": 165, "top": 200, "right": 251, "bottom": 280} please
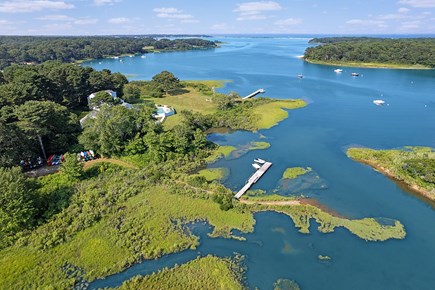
{"left": 0, "top": 0, "right": 434, "bottom": 35}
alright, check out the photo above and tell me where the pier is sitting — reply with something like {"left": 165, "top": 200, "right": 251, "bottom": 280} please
{"left": 242, "top": 89, "right": 265, "bottom": 99}
{"left": 234, "top": 161, "right": 272, "bottom": 199}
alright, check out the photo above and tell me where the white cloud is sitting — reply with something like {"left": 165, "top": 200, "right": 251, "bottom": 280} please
{"left": 398, "top": 0, "right": 435, "bottom": 8}
{"left": 153, "top": 6, "right": 197, "bottom": 22}
{"left": 37, "top": 14, "right": 98, "bottom": 25}
{"left": 157, "top": 13, "right": 193, "bottom": 19}
{"left": 181, "top": 19, "right": 199, "bottom": 23}
{"left": 398, "top": 7, "right": 410, "bottom": 13}
{"left": 43, "top": 23, "right": 72, "bottom": 31}
{"left": 274, "top": 18, "right": 302, "bottom": 26}
{"left": 37, "top": 14, "right": 75, "bottom": 21}
{"left": 234, "top": 1, "right": 282, "bottom": 21}
{"left": 400, "top": 20, "right": 422, "bottom": 29}
{"left": 108, "top": 17, "right": 131, "bottom": 24}
{"left": 378, "top": 13, "right": 408, "bottom": 20}
{"left": 237, "top": 14, "right": 267, "bottom": 21}
{"left": 94, "top": 0, "right": 121, "bottom": 6}
{"left": 0, "top": 1, "right": 74, "bottom": 13}
{"left": 210, "top": 22, "right": 234, "bottom": 32}
{"left": 346, "top": 19, "right": 386, "bottom": 27}
{"left": 153, "top": 7, "right": 182, "bottom": 14}
{"left": 234, "top": 1, "right": 282, "bottom": 13}
{"left": 74, "top": 18, "right": 98, "bottom": 25}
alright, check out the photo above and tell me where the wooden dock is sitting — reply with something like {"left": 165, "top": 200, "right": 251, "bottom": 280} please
{"left": 234, "top": 161, "right": 272, "bottom": 199}
{"left": 242, "top": 89, "right": 265, "bottom": 100}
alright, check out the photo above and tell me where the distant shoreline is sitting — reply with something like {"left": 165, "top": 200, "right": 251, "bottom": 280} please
{"left": 304, "top": 59, "right": 433, "bottom": 70}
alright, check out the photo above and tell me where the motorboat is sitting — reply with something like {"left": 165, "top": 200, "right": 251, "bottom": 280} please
{"left": 297, "top": 74, "right": 303, "bottom": 78}
{"left": 254, "top": 158, "right": 266, "bottom": 164}
{"left": 252, "top": 163, "right": 261, "bottom": 170}
{"left": 373, "top": 99, "right": 385, "bottom": 106}
{"left": 334, "top": 69, "right": 343, "bottom": 73}
{"left": 351, "top": 72, "right": 359, "bottom": 76}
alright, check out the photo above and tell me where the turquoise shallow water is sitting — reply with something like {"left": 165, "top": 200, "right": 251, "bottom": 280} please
{"left": 83, "top": 37, "right": 435, "bottom": 290}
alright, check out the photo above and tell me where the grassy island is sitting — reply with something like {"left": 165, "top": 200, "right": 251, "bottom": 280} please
{"left": 347, "top": 146, "right": 435, "bottom": 202}
{"left": 205, "top": 146, "right": 237, "bottom": 163}
{"left": 282, "top": 167, "right": 312, "bottom": 179}
{"left": 304, "top": 37, "right": 435, "bottom": 69}
{"left": 242, "top": 196, "right": 406, "bottom": 242}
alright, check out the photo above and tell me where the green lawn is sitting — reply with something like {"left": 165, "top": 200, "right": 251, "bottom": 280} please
{"left": 151, "top": 81, "right": 225, "bottom": 130}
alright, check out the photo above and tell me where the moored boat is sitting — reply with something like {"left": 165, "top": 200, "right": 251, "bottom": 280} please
{"left": 373, "top": 99, "right": 385, "bottom": 106}
{"left": 254, "top": 158, "right": 266, "bottom": 164}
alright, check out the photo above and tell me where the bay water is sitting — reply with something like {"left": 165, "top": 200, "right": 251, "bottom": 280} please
{"left": 84, "top": 37, "right": 435, "bottom": 290}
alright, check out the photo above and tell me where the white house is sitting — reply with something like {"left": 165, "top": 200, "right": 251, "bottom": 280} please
{"left": 87, "top": 90, "right": 118, "bottom": 110}
{"left": 80, "top": 90, "right": 133, "bottom": 127}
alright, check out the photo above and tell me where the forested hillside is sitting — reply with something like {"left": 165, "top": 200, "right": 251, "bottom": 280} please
{"left": 0, "top": 36, "right": 218, "bottom": 69}
{"left": 304, "top": 37, "right": 435, "bottom": 68}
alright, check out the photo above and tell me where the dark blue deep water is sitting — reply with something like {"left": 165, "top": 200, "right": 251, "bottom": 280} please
{"left": 84, "top": 37, "right": 435, "bottom": 290}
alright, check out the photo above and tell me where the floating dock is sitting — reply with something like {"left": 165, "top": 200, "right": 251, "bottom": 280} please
{"left": 234, "top": 161, "right": 272, "bottom": 199}
{"left": 242, "top": 89, "right": 265, "bottom": 100}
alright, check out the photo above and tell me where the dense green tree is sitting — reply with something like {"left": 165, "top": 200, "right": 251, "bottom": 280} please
{"left": 151, "top": 71, "right": 182, "bottom": 95}
{"left": 79, "top": 105, "right": 137, "bottom": 156}
{"left": 60, "top": 153, "right": 84, "bottom": 180}
{"left": 215, "top": 93, "right": 238, "bottom": 110}
{"left": 0, "top": 122, "right": 35, "bottom": 168}
{"left": 123, "top": 83, "right": 141, "bottom": 103}
{"left": 14, "top": 101, "right": 79, "bottom": 160}
{"left": 0, "top": 167, "right": 35, "bottom": 247}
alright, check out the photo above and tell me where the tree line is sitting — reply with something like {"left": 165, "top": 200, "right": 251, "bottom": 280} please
{"left": 304, "top": 37, "right": 435, "bottom": 68}
{"left": 0, "top": 36, "right": 218, "bottom": 69}
{"left": 0, "top": 61, "right": 128, "bottom": 167}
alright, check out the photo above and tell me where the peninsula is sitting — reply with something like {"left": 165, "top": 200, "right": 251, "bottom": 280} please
{"left": 304, "top": 37, "right": 435, "bottom": 69}
{"left": 347, "top": 146, "right": 435, "bottom": 202}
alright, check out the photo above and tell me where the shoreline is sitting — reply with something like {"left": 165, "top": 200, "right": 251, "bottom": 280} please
{"left": 304, "top": 59, "right": 433, "bottom": 70}
{"left": 351, "top": 158, "right": 435, "bottom": 203}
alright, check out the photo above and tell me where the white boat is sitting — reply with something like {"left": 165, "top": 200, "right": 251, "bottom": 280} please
{"left": 373, "top": 99, "right": 385, "bottom": 106}
{"left": 254, "top": 158, "right": 266, "bottom": 164}
{"left": 141, "top": 55, "right": 146, "bottom": 59}
{"left": 351, "top": 72, "right": 359, "bottom": 77}
{"left": 297, "top": 74, "right": 303, "bottom": 78}
{"left": 334, "top": 69, "right": 343, "bottom": 73}
{"left": 252, "top": 163, "right": 261, "bottom": 170}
